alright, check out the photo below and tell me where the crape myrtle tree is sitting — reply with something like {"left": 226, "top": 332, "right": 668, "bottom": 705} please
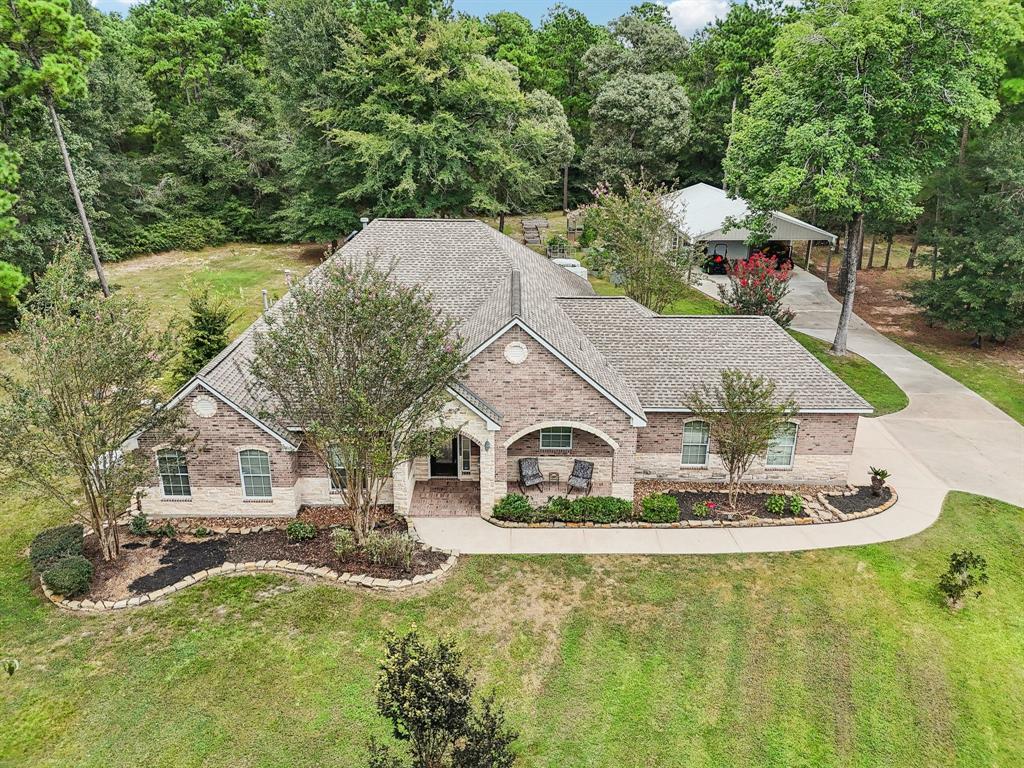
{"left": 249, "top": 259, "right": 466, "bottom": 544}
{"left": 0, "top": 245, "right": 183, "bottom": 561}
{"left": 0, "top": 0, "right": 108, "bottom": 295}
{"left": 684, "top": 369, "right": 797, "bottom": 512}
{"left": 582, "top": 178, "right": 700, "bottom": 313}
{"left": 910, "top": 123, "right": 1024, "bottom": 345}
{"left": 725, "top": 0, "right": 1018, "bottom": 355}
{"left": 369, "top": 629, "right": 518, "bottom": 768}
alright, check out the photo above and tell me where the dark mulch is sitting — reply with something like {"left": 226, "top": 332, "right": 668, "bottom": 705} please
{"left": 129, "top": 537, "right": 231, "bottom": 594}
{"left": 167, "top": 505, "right": 400, "bottom": 532}
{"left": 826, "top": 485, "right": 891, "bottom": 514}
{"left": 668, "top": 490, "right": 810, "bottom": 521}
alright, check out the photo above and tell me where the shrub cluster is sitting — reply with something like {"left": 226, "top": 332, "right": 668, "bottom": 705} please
{"left": 764, "top": 493, "right": 805, "bottom": 516}
{"left": 29, "top": 524, "right": 84, "bottom": 571}
{"left": 691, "top": 500, "right": 717, "bottom": 518}
{"left": 105, "top": 217, "right": 230, "bottom": 260}
{"left": 640, "top": 493, "right": 680, "bottom": 523}
{"left": 330, "top": 527, "right": 357, "bottom": 559}
{"left": 129, "top": 514, "right": 150, "bottom": 536}
{"left": 365, "top": 531, "right": 415, "bottom": 570}
{"left": 42, "top": 556, "right": 94, "bottom": 598}
{"left": 492, "top": 494, "right": 633, "bottom": 524}
{"left": 286, "top": 520, "right": 317, "bottom": 542}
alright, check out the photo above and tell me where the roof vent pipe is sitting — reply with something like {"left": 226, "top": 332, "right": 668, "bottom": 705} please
{"left": 284, "top": 269, "right": 292, "bottom": 288}
{"left": 261, "top": 289, "right": 269, "bottom": 312}
{"left": 360, "top": 216, "right": 370, "bottom": 230}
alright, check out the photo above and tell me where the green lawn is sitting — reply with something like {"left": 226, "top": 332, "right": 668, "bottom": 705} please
{"left": 1, "top": 491, "right": 1022, "bottom": 767}
{"left": 588, "top": 275, "right": 724, "bottom": 315}
{"left": 791, "top": 330, "right": 910, "bottom": 417}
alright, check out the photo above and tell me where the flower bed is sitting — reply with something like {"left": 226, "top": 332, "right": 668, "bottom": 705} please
{"left": 35, "top": 514, "right": 455, "bottom": 612}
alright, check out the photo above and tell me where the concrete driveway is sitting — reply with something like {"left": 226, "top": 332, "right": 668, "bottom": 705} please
{"left": 412, "top": 268, "right": 1023, "bottom": 554}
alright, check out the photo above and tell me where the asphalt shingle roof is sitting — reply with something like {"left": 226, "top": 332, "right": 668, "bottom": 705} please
{"left": 197, "top": 219, "right": 869, "bottom": 430}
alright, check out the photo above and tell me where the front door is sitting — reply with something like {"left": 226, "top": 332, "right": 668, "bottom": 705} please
{"left": 430, "top": 436, "right": 459, "bottom": 477}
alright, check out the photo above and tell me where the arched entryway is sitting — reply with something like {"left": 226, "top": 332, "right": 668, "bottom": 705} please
{"left": 410, "top": 432, "right": 483, "bottom": 516}
{"left": 503, "top": 422, "right": 619, "bottom": 498}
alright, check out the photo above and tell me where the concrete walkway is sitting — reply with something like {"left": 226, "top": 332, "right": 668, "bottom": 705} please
{"left": 413, "top": 269, "right": 1023, "bottom": 554}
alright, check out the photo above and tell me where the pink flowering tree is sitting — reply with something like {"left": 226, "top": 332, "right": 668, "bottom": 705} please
{"left": 718, "top": 251, "right": 795, "bottom": 328}
{"left": 249, "top": 259, "right": 466, "bottom": 543}
{"left": 0, "top": 245, "right": 182, "bottom": 560}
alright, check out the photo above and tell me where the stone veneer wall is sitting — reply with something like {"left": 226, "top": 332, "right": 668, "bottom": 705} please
{"left": 506, "top": 429, "right": 614, "bottom": 486}
{"left": 464, "top": 328, "right": 637, "bottom": 504}
{"left": 635, "top": 412, "right": 858, "bottom": 486}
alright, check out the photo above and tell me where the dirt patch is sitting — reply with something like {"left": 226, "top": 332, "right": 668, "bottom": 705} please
{"left": 825, "top": 486, "right": 892, "bottom": 515}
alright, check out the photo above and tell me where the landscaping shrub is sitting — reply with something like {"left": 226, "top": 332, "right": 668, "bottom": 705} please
{"left": 365, "top": 531, "right": 415, "bottom": 570}
{"left": 286, "top": 520, "right": 316, "bottom": 542}
{"left": 574, "top": 496, "right": 632, "bottom": 524}
{"left": 789, "top": 494, "right": 805, "bottom": 516}
{"left": 492, "top": 494, "right": 534, "bottom": 523}
{"left": 42, "top": 555, "right": 93, "bottom": 597}
{"left": 128, "top": 514, "right": 149, "bottom": 536}
{"left": 691, "top": 500, "right": 717, "bottom": 518}
{"left": 718, "top": 252, "right": 795, "bottom": 327}
{"left": 29, "top": 524, "right": 84, "bottom": 571}
{"left": 540, "top": 496, "right": 581, "bottom": 522}
{"left": 152, "top": 522, "right": 176, "bottom": 539}
{"left": 938, "top": 550, "right": 989, "bottom": 609}
{"left": 193, "top": 527, "right": 212, "bottom": 537}
{"left": 331, "top": 527, "right": 357, "bottom": 559}
{"left": 764, "top": 494, "right": 787, "bottom": 515}
{"left": 640, "top": 493, "right": 679, "bottom": 523}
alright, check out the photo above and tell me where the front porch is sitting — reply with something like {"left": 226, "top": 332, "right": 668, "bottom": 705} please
{"left": 410, "top": 478, "right": 481, "bottom": 517}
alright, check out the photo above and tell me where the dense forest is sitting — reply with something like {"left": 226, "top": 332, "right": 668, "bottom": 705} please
{"left": 0, "top": 0, "right": 1022, "bottom": 338}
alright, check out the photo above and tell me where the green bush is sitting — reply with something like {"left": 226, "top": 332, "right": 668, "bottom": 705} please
{"left": 128, "top": 514, "right": 149, "bottom": 536}
{"left": 29, "top": 524, "right": 84, "bottom": 572}
{"left": 42, "top": 556, "right": 93, "bottom": 597}
{"left": 152, "top": 522, "right": 176, "bottom": 539}
{"left": 640, "top": 493, "right": 679, "bottom": 523}
{"left": 286, "top": 520, "right": 316, "bottom": 542}
{"left": 691, "top": 500, "right": 718, "bottom": 518}
{"left": 573, "top": 496, "right": 632, "bottom": 524}
{"left": 538, "top": 496, "right": 580, "bottom": 522}
{"left": 764, "top": 494, "right": 787, "bottom": 515}
{"left": 365, "top": 531, "right": 415, "bottom": 570}
{"left": 789, "top": 494, "right": 805, "bottom": 516}
{"left": 492, "top": 494, "right": 534, "bottom": 523}
{"left": 193, "top": 526, "right": 212, "bottom": 537}
{"left": 331, "top": 527, "right": 357, "bottom": 559}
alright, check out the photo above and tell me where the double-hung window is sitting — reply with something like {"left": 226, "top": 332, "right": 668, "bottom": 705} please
{"left": 239, "top": 449, "right": 272, "bottom": 498}
{"left": 329, "top": 447, "right": 348, "bottom": 492}
{"left": 766, "top": 423, "right": 798, "bottom": 468}
{"left": 157, "top": 449, "right": 191, "bottom": 497}
{"left": 681, "top": 421, "right": 710, "bottom": 466}
{"left": 539, "top": 427, "right": 573, "bottom": 450}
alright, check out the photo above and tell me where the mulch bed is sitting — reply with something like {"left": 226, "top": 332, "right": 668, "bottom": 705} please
{"left": 668, "top": 490, "right": 810, "bottom": 522}
{"left": 166, "top": 505, "right": 399, "bottom": 532}
{"left": 79, "top": 514, "right": 439, "bottom": 601}
{"left": 825, "top": 486, "right": 891, "bottom": 515}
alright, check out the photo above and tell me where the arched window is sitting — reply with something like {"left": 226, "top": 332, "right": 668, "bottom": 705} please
{"left": 766, "top": 423, "right": 798, "bottom": 468}
{"left": 156, "top": 449, "right": 191, "bottom": 497}
{"left": 681, "top": 421, "right": 710, "bottom": 466}
{"left": 238, "top": 449, "right": 272, "bottom": 498}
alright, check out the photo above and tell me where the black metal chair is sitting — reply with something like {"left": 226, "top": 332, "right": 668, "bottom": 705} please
{"left": 566, "top": 459, "right": 594, "bottom": 496}
{"left": 517, "top": 457, "right": 544, "bottom": 494}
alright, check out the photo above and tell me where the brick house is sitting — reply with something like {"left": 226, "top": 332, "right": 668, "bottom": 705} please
{"left": 129, "top": 219, "right": 871, "bottom": 519}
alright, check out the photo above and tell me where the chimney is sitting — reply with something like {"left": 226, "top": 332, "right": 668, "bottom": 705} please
{"left": 510, "top": 269, "right": 522, "bottom": 318}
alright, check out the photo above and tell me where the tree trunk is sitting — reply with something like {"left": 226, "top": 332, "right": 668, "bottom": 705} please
{"left": 804, "top": 239, "right": 812, "bottom": 269}
{"left": 562, "top": 165, "right": 569, "bottom": 213}
{"left": 825, "top": 248, "right": 833, "bottom": 287}
{"left": 723, "top": 95, "right": 738, "bottom": 194}
{"left": 907, "top": 221, "right": 920, "bottom": 269}
{"left": 883, "top": 233, "right": 893, "bottom": 269}
{"left": 959, "top": 120, "right": 969, "bottom": 166}
{"left": 46, "top": 95, "right": 109, "bottom": 297}
{"left": 498, "top": 212, "right": 506, "bottom": 233}
{"left": 832, "top": 212, "right": 864, "bottom": 356}
{"left": 931, "top": 197, "right": 940, "bottom": 280}
{"left": 866, "top": 233, "right": 877, "bottom": 269}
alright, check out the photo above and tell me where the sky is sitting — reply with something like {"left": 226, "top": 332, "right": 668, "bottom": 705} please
{"left": 90, "top": 0, "right": 736, "bottom": 36}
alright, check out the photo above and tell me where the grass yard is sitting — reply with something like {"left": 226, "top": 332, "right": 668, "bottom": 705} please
{"left": 1, "top": 491, "right": 1022, "bottom": 767}
{"left": 791, "top": 331, "right": 909, "bottom": 417}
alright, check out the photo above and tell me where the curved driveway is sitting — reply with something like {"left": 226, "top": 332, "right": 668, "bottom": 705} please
{"left": 412, "top": 269, "right": 1023, "bottom": 554}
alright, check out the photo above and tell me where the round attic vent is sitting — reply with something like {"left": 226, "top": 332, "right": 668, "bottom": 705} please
{"left": 192, "top": 394, "right": 218, "bottom": 418}
{"left": 504, "top": 341, "right": 528, "bottom": 365}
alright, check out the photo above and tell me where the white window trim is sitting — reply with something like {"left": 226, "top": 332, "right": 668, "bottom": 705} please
{"left": 458, "top": 434, "right": 472, "bottom": 477}
{"left": 155, "top": 446, "right": 192, "bottom": 500}
{"left": 237, "top": 447, "right": 273, "bottom": 499}
{"left": 765, "top": 421, "right": 799, "bottom": 470}
{"left": 680, "top": 419, "right": 710, "bottom": 468}
{"left": 539, "top": 427, "right": 573, "bottom": 450}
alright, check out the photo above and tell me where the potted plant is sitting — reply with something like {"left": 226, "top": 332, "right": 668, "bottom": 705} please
{"left": 869, "top": 466, "right": 891, "bottom": 496}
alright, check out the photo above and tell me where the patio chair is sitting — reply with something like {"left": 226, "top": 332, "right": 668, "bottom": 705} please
{"left": 517, "top": 457, "right": 545, "bottom": 494}
{"left": 566, "top": 459, "right": 594, "bottom": 496}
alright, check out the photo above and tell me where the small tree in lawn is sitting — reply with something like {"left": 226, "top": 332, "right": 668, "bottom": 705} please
{"left": 684, "top": 369, "right": 797, "bottom": 512}
{"left": 718, "top": 251, "right": 795, "bottom": 328}
{"left": 0, "top": 245, "right": 182, "bottom": 561}
{"left": 369, "top": 629, "right": 518, "bottom": 768}
{"left": 249, "top": 259, "right": 466, "bottom": 544}
{"left": 582, "top": 178, "right": 700, "bottom": 313}
{"left": 173, "top": 284, "right": 238, "bottom": 385}
{"left": 938, "top": 550, "right": 989, "bottom": 611}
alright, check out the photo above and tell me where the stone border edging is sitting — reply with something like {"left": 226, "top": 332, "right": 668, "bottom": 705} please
{"left": 41, "top": 517, "right": 457, "bottom": 613}
{"left": 817, "top": 486, "right": 898, "bottom": 521}
{"left": 486, "top": 485, "right": 898, "bottom": 529}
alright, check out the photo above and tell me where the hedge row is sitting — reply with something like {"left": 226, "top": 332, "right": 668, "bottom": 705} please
{"left": 492, "top": 493, "right": 681, "bottom": 525}
{"left": 29, "top": 524, "right": 93, "bottom": 598}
